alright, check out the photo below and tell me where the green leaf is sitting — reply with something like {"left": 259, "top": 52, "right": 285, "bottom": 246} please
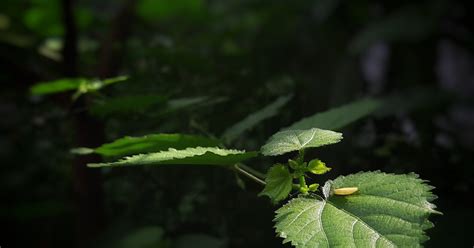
{"left": 222, "top": 95, "right": 292, "bottom": 143}
{"left": 274, "top": 171, "right": 440, "bottom": 248}
{"left": 259, "top": 164, "right": 293, "bottom": 203}
{"left": 261, "top": 128, "right": 343, "bottom": 156}
{"left": 73, "top": 133, "right": 220, "bottom": 158}
{"left": 30, "top": 78, "right": 85, "bottom": 95}
{"left": 285, "top": 98, "right": 380, "bottom": 131}
{"left": 307, "top": 159, "right": 331, "bottom": 175}
{"left": 30, "top": 76, "right": 128, "bottom": 97}
{"left": 88, "top": 147, "right": 257, "bottom": 168}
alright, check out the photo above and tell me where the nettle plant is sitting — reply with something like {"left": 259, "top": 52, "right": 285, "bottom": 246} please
{"left": 33, "top": 79, "right": 440, "bottom": 247}
{"left": 81, "top": 99, "right": 440, "bottom": 248}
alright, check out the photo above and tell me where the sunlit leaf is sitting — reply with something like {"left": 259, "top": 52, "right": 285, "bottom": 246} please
{"left": 88, "top": 147, "right": 257, "bottom": 168}
{"left": 307, "top": 159, "right": 331, "bottom": 175}
{"left": 274, "top": 171, "right": 440, "bottom": 248}
{"left": 261, "top": 128, "right": 342, "bottom": 156}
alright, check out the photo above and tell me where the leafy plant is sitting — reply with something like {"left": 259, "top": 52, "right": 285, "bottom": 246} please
{"left": 75, "top": 97, "right": 440, "bottom": 247}
{"left": 30, "top": 76, "right": 128, "bottom": 99}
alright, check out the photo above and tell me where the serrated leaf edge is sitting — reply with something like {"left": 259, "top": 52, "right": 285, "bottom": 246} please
{"left": 88, "top": 146, "right": 252, "bottom": 167}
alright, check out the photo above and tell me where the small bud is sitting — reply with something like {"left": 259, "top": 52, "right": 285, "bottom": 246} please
{"left": 288, "top": 159, "right": 299, "bottom": 169}
{"left": 307, "top": 159, "right": 331, "bottom": 175}
{"left": 308, "top": 183, "right": 319, "bottom": 192}
{"left": 300, "top": 187, "right": 309, "bottom": 194}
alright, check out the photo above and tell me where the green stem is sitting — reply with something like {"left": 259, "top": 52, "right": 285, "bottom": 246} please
{"left": 234, "top": 164, "right": 266, "bottom": 185}
{"left": 299, "top": 175, "right": 307, "bottom": 189}
{"left": 298, "top": 174, "right": 309, "bottom": 194}
{"left": 298, "top": 149, "right": 305, "bottom": 164}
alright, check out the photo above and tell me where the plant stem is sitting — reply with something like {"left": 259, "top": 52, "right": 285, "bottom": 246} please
{"left": 299, "top": 175, "right": 307, "bottom": 188}
{"left": 238, "top": 163, "right": 266, "bottom": 179}
{"left": 234, "top": 164, "right": 266, "bottom": 185}
{"left": 298, "top": 149, "right": 305, "bottom": 164}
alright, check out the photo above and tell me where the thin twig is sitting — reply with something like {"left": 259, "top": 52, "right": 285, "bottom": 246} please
{"left": 237, "top": 163, "right": 266, "bottom": 179}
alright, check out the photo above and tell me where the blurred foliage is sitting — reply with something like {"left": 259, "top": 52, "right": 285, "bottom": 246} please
{"left": 1, "top": 0, "right": 474, "bottom": 247}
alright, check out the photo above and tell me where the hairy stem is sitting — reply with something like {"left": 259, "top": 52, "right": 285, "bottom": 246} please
{"left": 298, "top": 149, "right": 305, "bottom": 163}
{"left": 234, "top": 164, "right": 266, "bottom": 185}
{"left": 237, "top": 163, "right": 266, "bottom": 179}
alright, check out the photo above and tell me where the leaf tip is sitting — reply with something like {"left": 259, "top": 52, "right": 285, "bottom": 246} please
{"left": 70, "top": 147, "right": 95, "bottom": 155}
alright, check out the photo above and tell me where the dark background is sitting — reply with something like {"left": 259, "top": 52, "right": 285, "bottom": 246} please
{"left": 1, "top": 0, "right": 473, "bottom": 247}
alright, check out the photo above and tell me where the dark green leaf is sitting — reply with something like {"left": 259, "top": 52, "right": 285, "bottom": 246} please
{"left": 285, "top": 98, "right": 380, "bottom": 131}
{"left": 259, "top": 164, "right": 293, "bottom": 203}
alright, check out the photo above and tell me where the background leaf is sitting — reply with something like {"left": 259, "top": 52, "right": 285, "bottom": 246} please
{"left": 274, "top": 171, "right": 439, "bottom": 248}
{"left": 285, "top": 98, "right": 381, "bottom": 131}
{"left": 222, "top": 94, "right": 292, "bottom": 143}
{"left": 30, "top": 76, "right": 127, "bottom": 96}
{"left": 261, "top": 128, "right": 343, "bottom": 156}
{"left": 30, "top": 78, "right": 86, "bottom": 95}
{"left": 88, "top": 147, "right": 258, "bottom": 168}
